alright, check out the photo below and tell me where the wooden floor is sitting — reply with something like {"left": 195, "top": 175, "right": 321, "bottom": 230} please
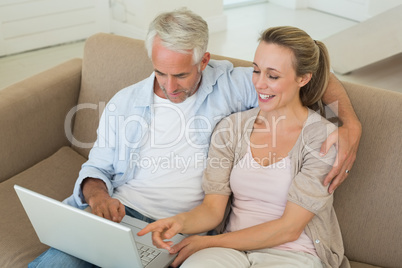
{"left": 0, "top": 2, "right": 401, "bottom": 93}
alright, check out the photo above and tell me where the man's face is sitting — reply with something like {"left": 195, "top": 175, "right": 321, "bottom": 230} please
{"left": 152, "top": 37, "right": 210, "bottom": 103}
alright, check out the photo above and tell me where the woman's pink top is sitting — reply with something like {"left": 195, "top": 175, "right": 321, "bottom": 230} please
{"left": 226, "top": 147, "right": 318, "bottom": 257}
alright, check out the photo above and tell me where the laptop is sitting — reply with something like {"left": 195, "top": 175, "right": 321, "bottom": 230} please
{"left": 14, "top": 185, "right": 185, "bottom": 268}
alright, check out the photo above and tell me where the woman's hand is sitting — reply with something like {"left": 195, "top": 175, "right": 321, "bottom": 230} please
{"left": 321, "top": 121, "right": 362, "bottom": 193}
{"left": 137, "top": 216, "right": 184, "bottom": 251}
{"left": 138, "top": 194, "right": 228, "bottom": 252}
{"left": 169, "top": 235, "right": 210, "bottom": 267}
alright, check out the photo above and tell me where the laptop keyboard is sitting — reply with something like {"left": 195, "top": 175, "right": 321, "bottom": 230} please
{"left": 137, "top": 243, "right": 161, "bottom": 267}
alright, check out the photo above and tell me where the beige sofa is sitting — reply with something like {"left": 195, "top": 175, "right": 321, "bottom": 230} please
{"left": 0, "top": 33, "right": 401, "bottom": 268}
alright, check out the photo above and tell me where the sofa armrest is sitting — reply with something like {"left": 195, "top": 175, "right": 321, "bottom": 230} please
{"left": 0, "top": 59, "right": 82, "bottom": 182}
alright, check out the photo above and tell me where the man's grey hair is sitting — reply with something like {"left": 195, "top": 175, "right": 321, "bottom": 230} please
{"left": 145, "top": 8, "right": 209, "bottom": 65}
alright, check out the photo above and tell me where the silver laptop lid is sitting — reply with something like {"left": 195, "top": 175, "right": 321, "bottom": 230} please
{"left": 14, "top": 185, "right": 180, "bottom": 268}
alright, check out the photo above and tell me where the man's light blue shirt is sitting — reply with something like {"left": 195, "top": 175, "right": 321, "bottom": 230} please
{"left": 64, "top": 59, "right": 258, "bottom": 210}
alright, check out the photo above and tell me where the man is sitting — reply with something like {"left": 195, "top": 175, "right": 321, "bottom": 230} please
{"left": 29, "top": 8, "right": 361, "bottom": 267}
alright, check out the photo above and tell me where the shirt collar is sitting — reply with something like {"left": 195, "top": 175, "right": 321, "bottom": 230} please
{"left": 192, "top": 60, "right": 225, "bottom": 106}
{"left": 131, "top": 72, "right": 156, "bottom": 107}
{"left": 133, "top": 60, "right": 225, "bottom": 108}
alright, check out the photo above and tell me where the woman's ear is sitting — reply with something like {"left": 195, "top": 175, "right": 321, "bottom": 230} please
{"left": 298, "top": 73, "right": 312, "bottom": 87}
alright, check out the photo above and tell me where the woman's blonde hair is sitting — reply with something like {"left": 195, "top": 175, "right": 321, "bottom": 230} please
{"left": 259, "top": 26, "right": 331, "bottom": 115}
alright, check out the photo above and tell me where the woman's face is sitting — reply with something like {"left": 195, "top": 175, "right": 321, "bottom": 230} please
{"left": 252, "top": 42, "right": 310, "bottom": 114}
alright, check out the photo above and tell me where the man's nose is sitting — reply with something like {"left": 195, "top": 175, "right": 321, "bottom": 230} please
{"left": 165, "top": 76, "right": 177, "bottom": 91}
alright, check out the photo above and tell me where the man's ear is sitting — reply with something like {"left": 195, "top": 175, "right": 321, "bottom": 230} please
{"left": 200, "top": 52, "right": 210, "bottom": 71}
{"left": 298, "top": 73, "right": 312, "bottom": 87}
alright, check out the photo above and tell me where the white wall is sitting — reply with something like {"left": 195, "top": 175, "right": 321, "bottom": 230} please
{"left": 268, "top": 0, "right": 308, "bottom": 9}
{"left": 269, "top": 0, "right": 402, "bottom": 21}
{"left": 368, "top": 0, "right": 402, "bottom": 17}
{"left": 0, "top": 0, "right": 226, "bottom": 56}
{"left": 110, "top": 0, "right": 226, "bottom": 40}
{"left": 0, "top": 0, "right": 109, "bottom": 56}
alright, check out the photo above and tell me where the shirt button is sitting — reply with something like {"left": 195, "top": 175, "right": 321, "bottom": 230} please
{"left": 315, "top": 239, "right": 320, "bottom": 244}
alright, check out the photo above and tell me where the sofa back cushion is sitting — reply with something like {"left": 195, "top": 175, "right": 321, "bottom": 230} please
{"left": 333, "top": 82, "right": 402, "bottom": 267}
{"left": 72, "top": 33, "right": 154, "bottom": 157}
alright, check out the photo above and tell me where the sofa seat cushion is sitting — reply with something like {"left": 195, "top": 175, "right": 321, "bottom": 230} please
{"left": 0, "top": 146, "right": 86, "bottom": 268}
{"left": 349, "top": 261, "right": 381, "bottom": 268}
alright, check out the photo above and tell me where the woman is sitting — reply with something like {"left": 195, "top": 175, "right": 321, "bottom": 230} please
{"left": 139, "top": 26, "right": 348, "bottom": 268}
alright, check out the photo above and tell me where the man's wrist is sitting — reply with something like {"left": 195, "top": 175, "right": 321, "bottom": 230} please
{"left": 82, "top": 178, "right": 109, "bottom": 205}
{"left": 342, "top": 118, "right": 362, "bottom": 131}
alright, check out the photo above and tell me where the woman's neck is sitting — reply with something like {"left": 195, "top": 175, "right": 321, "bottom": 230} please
{"left": 256, "top": 105, "right": 309, "bottom": 131}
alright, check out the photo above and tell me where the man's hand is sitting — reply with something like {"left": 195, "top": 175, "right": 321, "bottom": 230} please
{"left": 81, "top": 178, "right": 125, "bottom": 222}
{"left": 321, "top": 122, "right": 362, "bottom": 193}
{"left": 137, "top": 216, "right": 184, "bottom": 251}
